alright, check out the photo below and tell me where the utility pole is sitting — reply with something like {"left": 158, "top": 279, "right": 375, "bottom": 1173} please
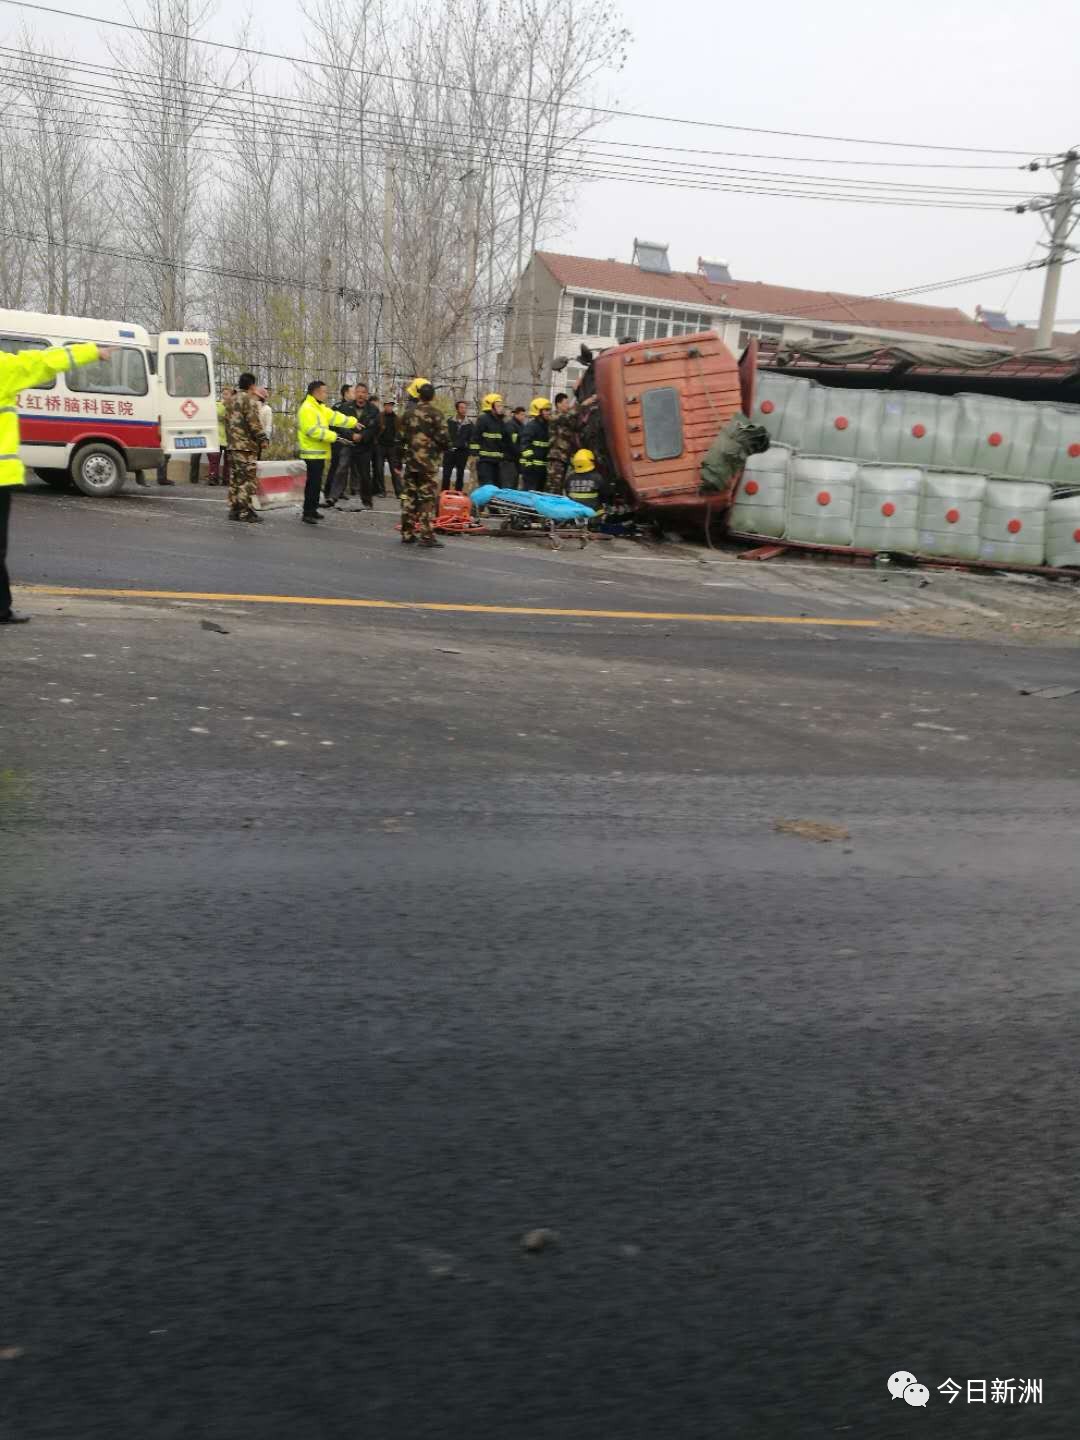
{"left": 1021, "top": 150, "right": 1080, "bottom": 349}
{"left": 381, "top": 162, "right": 395, "bottom": 397}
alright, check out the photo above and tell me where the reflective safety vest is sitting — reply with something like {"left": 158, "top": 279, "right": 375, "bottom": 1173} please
{"left": 0, "top": 342, "right": 99, "bottom": 488}
{"left": 566, "top": 469, "right": 601, "bottom": 506}
{"left": 216, "top": 400, "right": 228, "bottom": 447}
{"left": 471, "top": 413, "right": 510, "bottom": 462}
{"left": 297, "top": 394, "right": 357, "bottom": 462}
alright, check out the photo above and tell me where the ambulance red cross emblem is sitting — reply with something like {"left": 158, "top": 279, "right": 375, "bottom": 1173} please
{"left": 181, "top": 400, "right": 198, "bottom": 418}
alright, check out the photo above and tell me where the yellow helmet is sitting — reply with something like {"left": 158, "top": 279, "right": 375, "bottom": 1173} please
{"left": 571, "top": 448, "right": 596, "bottom": 474}
{"left": 529, "top": 395, "right": 552, "bottom": 417}
{"left": 406, "top": 376, "right": 430, "bottom": 400}
{"left": 481, "top": 392, "right": 503, "bottom": 412}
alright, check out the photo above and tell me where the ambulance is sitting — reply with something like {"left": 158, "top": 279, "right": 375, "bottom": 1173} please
{"left": 0, "top": 310, "right": 218, "bottom": 496}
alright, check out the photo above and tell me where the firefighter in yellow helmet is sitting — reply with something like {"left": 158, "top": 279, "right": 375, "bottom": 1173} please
{"left": 519, "top": 396, "right": 553, "bottom": 491}
{"left": 565, "top": 447, "right": 607, "bottom": 512}
{"left": 470, "top": 392, "right": 514, "bottom": 489}
{"left": 405, "top": 376, "right": 430, "bottom": 404}
{"left": 1, "top": 338, "right": 111, "bottom": 623}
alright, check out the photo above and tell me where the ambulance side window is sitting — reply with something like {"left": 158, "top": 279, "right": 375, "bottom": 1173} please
{"left": 67, "top": 346, "right": 148, "bottom": 397}
{"left": 641, "top": 386, "right": 683, "bottom": 460}
{"left": 0, "top": 333, "right": 56, "bottom": 390}
{"left": 165, "top": 353, "right": 210, "bottom": 397}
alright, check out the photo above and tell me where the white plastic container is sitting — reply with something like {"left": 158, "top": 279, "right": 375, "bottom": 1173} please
{"left": 978, "top": 480, "right": 1050, "bottom": 566}
{"left": 729, "top": 443, "right": 792, "bottom": 538}
{"left": 1045, "top": 495, "right": 1080, "bottom": 568}
{"left": 1031, "top": 403, "right": 1080, "bottom": 485}
{"left": 852, "top": 464, "right": 923, "bottom": 553}
{"left": 953, "top": 394, "right": 1036, "bottom": 478}
{"left": 756, "top": 373, "right": 814, "bottom": 450}
{"left": 879, "top": 392, "right": 960, "bottom": 469}
{"left": 785, "top": 457, "right": 858, "bottom": 545}
{"left": 917, "top": 472, "right": 987, "bottom": 562}
{"left": 799, "top": 387, "right": 883, "bottom": 461}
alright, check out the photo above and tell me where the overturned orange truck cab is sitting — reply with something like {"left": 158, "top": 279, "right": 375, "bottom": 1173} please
{"left": 591, "top": 331, "right": 757, "bottom": 521}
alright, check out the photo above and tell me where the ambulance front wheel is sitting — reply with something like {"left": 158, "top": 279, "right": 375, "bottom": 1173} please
{"left": 71, "top": 443, "right": 127, "bottom": 497}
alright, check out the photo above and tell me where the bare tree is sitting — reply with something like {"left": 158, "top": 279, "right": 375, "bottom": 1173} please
{"left": 500, "top": 0, "right": 629, "bottom": 390}
{"left": 109, "top": 0, "right": 244, "bottom": 330}
{"left": 0, "top": 0, "right": 628, "bottom": 416}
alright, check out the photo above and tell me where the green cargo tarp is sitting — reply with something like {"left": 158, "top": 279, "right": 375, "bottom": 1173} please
{"left": 700, "top": 416, "right": 771, "bottom": 494}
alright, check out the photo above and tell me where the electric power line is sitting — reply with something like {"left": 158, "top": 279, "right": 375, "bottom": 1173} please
{"left": 0, "top": 42, "right": 1034, "bottom": 174}
{"left": 0, "top": 53, "right": 1044, "bottom": 206}
{"left": 0, "top": 0, "right": 1055, "bottom": 157}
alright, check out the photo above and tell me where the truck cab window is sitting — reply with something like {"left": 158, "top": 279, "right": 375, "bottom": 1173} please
{"left": 641, "top": 386, "right": 683, "bottom": 461}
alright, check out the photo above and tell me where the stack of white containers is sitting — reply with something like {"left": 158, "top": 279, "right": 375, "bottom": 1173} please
{"left": 754, "top": 373, "right": 1080, "bottom": 486}
{"left": 744, "top": 372, "right": 1080, "bottom": 566}
{"left": 730, "top": 449, "right": 1062, "bottom": 567}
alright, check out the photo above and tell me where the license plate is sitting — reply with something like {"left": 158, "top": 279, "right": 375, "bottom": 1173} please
{"left": 175, "top": 436, "right": 206, "bottom": 449}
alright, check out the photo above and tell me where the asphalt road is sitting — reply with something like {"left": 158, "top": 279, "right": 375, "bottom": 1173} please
{"left": 4, "top": 482, "right": 1080, "bottom": 1438}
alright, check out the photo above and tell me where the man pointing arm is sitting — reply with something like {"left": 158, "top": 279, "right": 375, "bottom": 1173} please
{"left": 0, "top": 340, "right": 112, "bottom": 625}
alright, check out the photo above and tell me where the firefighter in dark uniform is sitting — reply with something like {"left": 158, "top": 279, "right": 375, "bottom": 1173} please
{"left": 518, "top": 396, "right": 553, "bottom": 491}
{"left": 470, "top": 393, "right": 514, "bottom": 490}
{"left": 566, "top": 448, "right": 610, "bottom": 512}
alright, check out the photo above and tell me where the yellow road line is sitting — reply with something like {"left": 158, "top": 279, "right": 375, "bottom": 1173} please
{"left": 20, "top": 583, "right": 879, "bottom": 627}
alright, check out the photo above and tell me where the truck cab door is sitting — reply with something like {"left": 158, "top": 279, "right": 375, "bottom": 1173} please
{"left": 156, "top": 332, "right": 219, "bottom": 457}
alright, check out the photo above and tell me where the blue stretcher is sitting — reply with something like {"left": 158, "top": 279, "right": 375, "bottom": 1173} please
{"left": 470, "top": 487, "right": 596, "bottom": 547}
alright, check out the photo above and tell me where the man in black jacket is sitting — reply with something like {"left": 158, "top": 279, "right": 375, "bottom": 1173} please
{"left": 442, "top": 399, "right": 472, "bottom": 491}
{"left": 344, "top": 383, "right": 381, "bottom": 508}
{"left": 323, "top": 383, "right": 353, "bottom": 506}
{"left": 376, "top": 400, "right": 402, "bottom": 498}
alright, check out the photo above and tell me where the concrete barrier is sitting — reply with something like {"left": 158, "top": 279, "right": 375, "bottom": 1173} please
{"left": 256, "top": 459, "right": 306, "bottom": 509}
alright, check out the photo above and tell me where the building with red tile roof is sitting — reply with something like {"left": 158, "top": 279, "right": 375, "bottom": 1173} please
{"left": 497, "top": 246, "right": 1077, "bottom": 399}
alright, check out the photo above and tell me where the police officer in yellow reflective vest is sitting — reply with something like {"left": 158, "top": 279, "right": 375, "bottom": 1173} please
{"left": 0, "top": 339, "right": 109, "bottom": 624}
{"left": 296, "top": 379, "right": 358, "bottom": 525}
{"left": 518, "top": 396, "right": 553, "bottom": 491}
{"left": 470, "top": 393, "right": 514, "bottom": 490}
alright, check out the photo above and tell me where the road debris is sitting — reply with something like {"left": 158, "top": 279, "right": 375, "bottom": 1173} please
{"left": 1018, "top": 684, "right": 1080, "bottom": 699}
{"left": 522, "top": 1228, "right": 558, "bottom": 1252}
{"left": 774, "top": 818, "right": 850, "bottom": 843}
{"left": 200, "top": 620, "right": 230, "bottom": 634}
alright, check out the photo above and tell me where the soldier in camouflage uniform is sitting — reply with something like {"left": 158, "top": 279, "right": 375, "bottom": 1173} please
{"left": 546, "top": 394, "right": 581, "bottom": 494}
{"left": 225, "top": 372, "right": 267, "bottom": 522}
{"left": 398, "top": 380, "right": 450, "bottom": 547}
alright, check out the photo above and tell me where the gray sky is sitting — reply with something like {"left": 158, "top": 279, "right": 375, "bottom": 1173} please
{"left": 11, "top": 0, "right": 1080, "bottom": 328}
{"left": 561, "top": 0, "right": 1080, "bottom": 328}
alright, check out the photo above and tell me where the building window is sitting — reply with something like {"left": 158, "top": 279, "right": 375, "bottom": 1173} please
{"left": 737, "top": 319, "right": 785, "bottom": 348}
{"left": 810, "top": 328, "right": 851, "bottom": 342}
{"left": 570, "top": 295, "right": 713, "bottom": 342}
